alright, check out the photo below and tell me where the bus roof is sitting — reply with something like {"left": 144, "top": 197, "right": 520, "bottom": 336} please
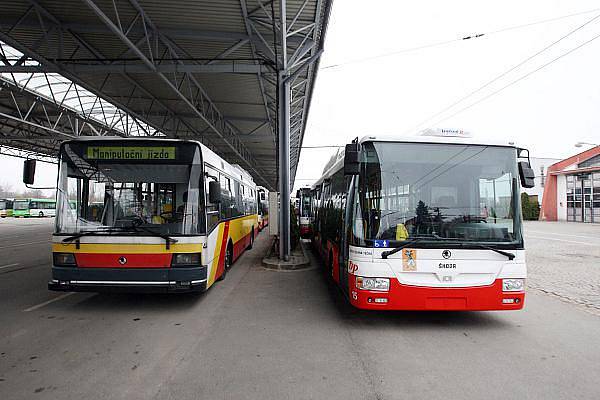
{"left": 311, "top": 134, "right": 524, "bottom": 189}
{"left": 356, "top": 134, "right": 519, "bottom": 148}
{"left": 60, "top": 136, "right": 256, "bottom": 188}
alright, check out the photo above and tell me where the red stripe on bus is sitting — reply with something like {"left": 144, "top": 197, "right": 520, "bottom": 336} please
{"left": 75, "top": 253, "right": 172, "bottom": 268}
{"left": 215, "top": 222, "right": 230, "bottom": 277}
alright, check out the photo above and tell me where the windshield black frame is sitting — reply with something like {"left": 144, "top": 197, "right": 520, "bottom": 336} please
{"left": 54, "top": 140, "right": 205, "bottom": 236}
{"left": 351, "top": 141, "right": 524, "bottom": 250}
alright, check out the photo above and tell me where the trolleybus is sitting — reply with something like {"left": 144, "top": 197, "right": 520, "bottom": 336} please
{"left": 13, "top": 198, "right": 56, "bottom": 217}
{"left": 0, "top": 198, "right": 14, "bottom": 217}
{"left": 24, "top": 138, "right": 258, "bottom": 293}
{"left": 257, "top": 186, "right": 269, "bottom": 231}
{"left": 296, "top": 187, "right": 313, "bottom": 238}
{"left": 311, "top": 133, "right": 535, "bottom": 310}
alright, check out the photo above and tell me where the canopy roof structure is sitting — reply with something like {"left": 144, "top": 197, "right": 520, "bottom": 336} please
{"left": 0, "top": 0, "right": 333, "bottom": 190}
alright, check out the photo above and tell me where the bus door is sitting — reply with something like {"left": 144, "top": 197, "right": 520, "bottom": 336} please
{"left": 203, "top": 164, "right": 222, "bottom": 272}
{"left": 338, "top": 176, "right": 354, "bottom": 295}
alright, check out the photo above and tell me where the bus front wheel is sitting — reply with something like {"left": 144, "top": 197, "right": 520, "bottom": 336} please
{"left": 248, "top": 228, "right": 254, "bottom": 250}
{"left": 39, "top": 211, "right": 44, "bottom": 218}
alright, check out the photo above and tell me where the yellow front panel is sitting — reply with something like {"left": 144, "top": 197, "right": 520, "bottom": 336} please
{"left": 52, "top": 243, "right": 202, "bottom": 254}
{"left": 207, "top": 223, "right": 226, "bottom": 287}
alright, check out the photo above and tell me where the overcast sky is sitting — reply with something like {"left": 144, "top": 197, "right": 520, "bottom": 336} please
{"left": 1, "top": 1, "right": 599, "bottom": 194}
{"left": 293, "top": 0, "right": 600, "bottom": 190}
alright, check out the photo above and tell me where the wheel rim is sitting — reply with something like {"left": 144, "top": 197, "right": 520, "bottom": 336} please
{"left": 225, "top": 246, "right": 232, "bottom": 270}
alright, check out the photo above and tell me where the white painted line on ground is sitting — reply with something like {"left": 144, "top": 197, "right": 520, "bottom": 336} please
{"left": 0, "top": 240, "right": 49, "bottom": 249}
{"left": 525, "top": 235, "right": 596, "bottom": 246}
{"left": 23, "top": 292, "right": 75, "bottom": 312}
{"left": 526, "top": 230, "right": 600, "bottom": 241}
{"left": 0, "top": 263, "right": 19, "bottom": 270}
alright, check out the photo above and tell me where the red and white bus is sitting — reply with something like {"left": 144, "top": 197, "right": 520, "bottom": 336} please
{"left": 311, "top": 133, "right": 535, "bottom": 310}
{"left": 25, "top": 138, "right": 258, "bottom": 293}
{"left": 296, "top": 187, "right": 312, "bottom": 238}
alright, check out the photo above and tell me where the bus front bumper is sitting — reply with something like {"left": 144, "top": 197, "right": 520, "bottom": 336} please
{"left": 349, "top": 279, "right": 525, "bottom": 311}
{"left": 48, "top": 266, "right": 207, "bottom": 293}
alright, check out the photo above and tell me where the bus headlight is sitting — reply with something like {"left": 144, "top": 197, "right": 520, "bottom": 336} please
{"left": 502, "top": 278, "right": 525, "bottom": 292}
{"left": 356, "top": 277, "right": 390, "bottom": 292}
{"left": 53, "top": 252, "right": 76, "bottom": 267}
{"left": 171, "top": 253, "right": 201, "bottom": 267}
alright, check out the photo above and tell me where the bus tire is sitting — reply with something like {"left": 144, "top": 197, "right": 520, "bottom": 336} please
{"left": 248, "top": 228, "right": 254, "bottom": 250}
{"left": 39, "top": 211, "right": 44, "bottom": 217}
{"left": 225, "top": 241, "right": 234, "bottom": 270}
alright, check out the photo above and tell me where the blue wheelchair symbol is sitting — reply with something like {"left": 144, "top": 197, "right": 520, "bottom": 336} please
{"left": 374, "top": 240, "right": 389, "bottom": 248}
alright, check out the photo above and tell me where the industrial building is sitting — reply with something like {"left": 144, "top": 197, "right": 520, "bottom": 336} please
{"left": 540, "top": 145, "right": 600, "bottom": 223}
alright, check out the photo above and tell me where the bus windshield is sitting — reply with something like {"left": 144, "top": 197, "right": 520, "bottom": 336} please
{"left": 55, "top": 141, "right": 205, "bottom": 235}
{"left": 0, "top": 200, "right": 6, "bottom": 210}
{"left": 353, "top": 141, "right": 522, "bottom": 246}
{"left": 14, "top": 200, "right": 29, "bottom": 210}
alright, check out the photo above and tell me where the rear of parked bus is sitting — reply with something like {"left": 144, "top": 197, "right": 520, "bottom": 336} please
{"left": 346, "top": 138, "right": 529, "bottom": 310}
{"left": 257, "top": 188, "right": 269, "bottom": 230}
{"left": 298, "top": 189, "right": 312, "bottom": 238}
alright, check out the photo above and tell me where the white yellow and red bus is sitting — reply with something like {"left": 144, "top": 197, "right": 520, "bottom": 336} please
{"left": 0, "top": 198, "right": 14, "bottom": 217}
{"left": 34, "top": 137, "right": 258, "bottom": 293}
{"left": 296, "top": 187, "right": 312, "bottom": 238}
{"left": 257, "top": 186, "right": 269, "bottom": 231}
{"left": 311, "top": 133, "right": 535, "bottom": 310}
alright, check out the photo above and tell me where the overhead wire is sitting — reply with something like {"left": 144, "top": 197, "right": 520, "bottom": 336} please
{"left": 319, "top": 7, "right": 600, "bottom": 70}
{"left": 422, "top": 29, "right": 600, "bottom": 128}
{"left": 408, "top": 10, "right": 600, "bottom": 133}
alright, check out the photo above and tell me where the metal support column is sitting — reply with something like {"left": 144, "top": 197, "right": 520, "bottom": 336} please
{"left": 278, "top": 75, "right": 291, "bottom": 260}
{"left": 278, "top": 0, "right": 291, "bottom": 260}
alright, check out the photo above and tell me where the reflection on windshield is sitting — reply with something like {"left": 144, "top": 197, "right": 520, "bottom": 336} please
{"left": 14, "top": 201, "right": 29, "bottom": 210}
{"left": 352, "top": 142, "right": 522, "bottom": 245}
{"left": 56, "top": 143, "right": 204, "bottom": 235}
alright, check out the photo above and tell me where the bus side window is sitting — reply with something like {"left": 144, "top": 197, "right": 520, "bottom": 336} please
{"left": 220, "top": 174, "right": 232, "bottom": 220}
{"left": 205, "top": 164, "right": 220, "bottom": 231}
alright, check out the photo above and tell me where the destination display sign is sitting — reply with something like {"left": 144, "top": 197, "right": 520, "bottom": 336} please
{"left": 85, "top": 146, "right": 176, "bottom": 160}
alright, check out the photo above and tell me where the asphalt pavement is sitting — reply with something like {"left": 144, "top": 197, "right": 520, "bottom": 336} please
{"left": 0, "top": 218, "right": 599, "bottom": 400}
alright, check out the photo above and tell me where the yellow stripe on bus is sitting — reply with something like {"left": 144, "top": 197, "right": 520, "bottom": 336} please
{"left": 52, "top": 243, "right": 202, "bottom": 254}
{"left": 208, "top": 223, "right": 225, "bottom": 287}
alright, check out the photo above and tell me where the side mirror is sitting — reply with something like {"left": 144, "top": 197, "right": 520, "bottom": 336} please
{"left": 208, "top": 180, "right": 221, "bottom": 203}
{"left": 344, "top": 143, "right": 360, "bottom": 175}
{"left": 518, "top": 161, "right": 535, "bottom": 188}
{"left": 23, "top": 159, "right": 36, "bottom": 185}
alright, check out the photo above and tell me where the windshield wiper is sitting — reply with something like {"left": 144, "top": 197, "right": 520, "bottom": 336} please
{"left": 380, "top": 234, "right": 515, "bottom": 260}
{"left": 381, "top": 238, "right": 424, "bottom": 259}
{"left": 120, "top": 225, "right": 178, "bottom": 250}
{"left": 380, "top": 234, "right": 449, "bottom": 259}
{"left": 433, "top": 235, "right": 515, "bottom": 260}
{"left": 62, "top": 228, "right": 125, "bottom": 244}
{"left": 455, "top": 242, "right": 515, "bottom": 260}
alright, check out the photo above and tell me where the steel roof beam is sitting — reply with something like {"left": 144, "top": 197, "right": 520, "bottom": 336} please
{"left": 3, "top": 0, "right": 245, "bottom": 163}
{"left": 101, "top": 0, "right": 272, "bottom": 188}
{"left": 239, "top": 0, "right": 276, "bottom": 146}
{"left": 0, "top": 63, "right": 272, "bottom": 74}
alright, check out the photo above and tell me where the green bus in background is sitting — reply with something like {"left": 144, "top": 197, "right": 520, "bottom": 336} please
{"left": 0, "top": 199, "right": 14, "bottom": 217}
{"left": 13, "top": 198, "right": 56, "bottom": 217}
